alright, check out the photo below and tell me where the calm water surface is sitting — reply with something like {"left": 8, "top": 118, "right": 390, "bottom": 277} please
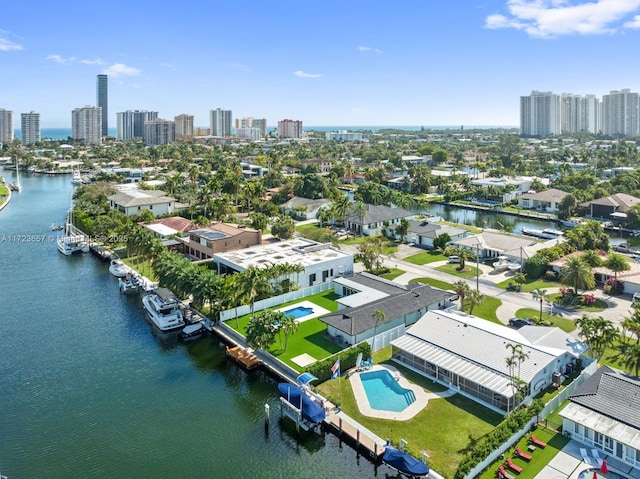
{"left": 0, "top": 172, "right": 380, "bottom": 478}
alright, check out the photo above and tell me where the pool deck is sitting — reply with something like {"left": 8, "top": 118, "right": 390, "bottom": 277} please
{"left": 274, "top": 300, "right": 330, "bottom": 323}
{"left": 349, "top": 364, "right": 455, "bottom": 420}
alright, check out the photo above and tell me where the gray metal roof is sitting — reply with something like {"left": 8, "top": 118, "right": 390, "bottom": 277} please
{"left": 568, "top": 366, "right": 640, "bottom": 430}
{"left": 320, "top": 284, "right": 450, "bottom": 335}
{"left": 346, "top": 203, "right": 413, "bottom": 225}
{"left": 405, "top": 220, "right": 467, "bottom": 239}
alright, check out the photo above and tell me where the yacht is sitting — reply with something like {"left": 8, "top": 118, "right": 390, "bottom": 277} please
{"left": 118, "top": 273, "right": 141, "bottom": 294}
{"left": 71, "top": 169, "right": 84, "bottom": 185}
{"left": 141, "top": 287, "right": 185, "bottom": 331}
{"left": 109, "top": 258, "right": 131, "bottom": 278}
{"left": 57, "top": 234, "right": 90, "bottom": 255}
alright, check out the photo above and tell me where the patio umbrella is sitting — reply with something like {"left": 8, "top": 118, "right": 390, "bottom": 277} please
{"left": 601, "top": 459, "right": 609, "bottom": 475}
{"left": 593, "top": 470, "right": 598, "bottom": 479}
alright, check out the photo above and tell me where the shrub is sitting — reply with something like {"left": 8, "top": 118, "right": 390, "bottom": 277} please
{"left": 604, "top": 278, "right": 624, "bottom": 295}
{"left": 582, "top": 294, "right": 595, "bottom": 305}
{"left": 523, "top": 256, "right": 548, "bottom": 279}
{"left": 306, "top": 343, "right": 371, "bottom": 383}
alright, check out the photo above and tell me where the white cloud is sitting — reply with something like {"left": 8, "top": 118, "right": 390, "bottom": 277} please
{"left": 0, "top": 37, "right": 22, "bottom": 51}
{"left": 485, "top": 0, "right": 640, "bottom": 38}
{"left": 228, "top": 62, "right": 249, "bottom": 72}
{"left": 102, "top": 63, "right": 141, "bottom": 78}
{"left": 358, "top": 45, "right": 382, "bottom": 54}
{"left": 294, "top": 70, "right": 322, "bottom": 78}
{"left": 625, "top": 14, "right": 640, "bottom": 27}
{"left": 47, "top": 54, "right": 75, "bottom": 64}
{"left": 79, "top": 58, "right": 106, "bottom": 65}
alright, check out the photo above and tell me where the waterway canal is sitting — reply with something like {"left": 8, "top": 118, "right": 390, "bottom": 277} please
{"left": 0, "top": 172, "right": 378, "bottom": 478}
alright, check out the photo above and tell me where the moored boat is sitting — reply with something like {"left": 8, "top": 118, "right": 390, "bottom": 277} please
{"left": 118, "top": 273, "right": 141, "bottom": 294}
{"left": 109, "top": 258, "right": 131, "bottom": 278}
{"left": 278, "top": 382, "right": 326, "bottom": 425}
{"left": 57, "top": 234, "right": 90, "bottom": 255}
{"left": 141, "top": 287, "right": 185, "bottom": 331}
{"left": 181, "top": 322, "right": 205, "bottom": 340}
{"left": 382, "top": 446, "right": 429, "bottom": 478}
{"left": 71, "top": 169, "right": 84, "bottom": 185}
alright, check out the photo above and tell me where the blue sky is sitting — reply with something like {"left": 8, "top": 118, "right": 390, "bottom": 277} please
{"left": 2, "top": 0, "right": 640, "bottom": 128}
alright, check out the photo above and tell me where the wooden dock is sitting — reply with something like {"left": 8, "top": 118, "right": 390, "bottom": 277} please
{"left": 225, "top": 345, "right": 261, "bottom": 371}
{"left": 324, "top": 406, "right": 386, "bottom": 459}
{"left": 89, "top": 243, "right": 113, "bottom": 262}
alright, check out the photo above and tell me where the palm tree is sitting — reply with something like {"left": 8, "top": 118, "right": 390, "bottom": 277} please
{"left": 372, "top": 309, "right": 385, "bottom": 352}
{"left": 505, "top": 343, "right": 529, "bottom": 409}
{"left": 453, "top": 280, "right": 470, "bottom": 312}
{"left": 352, "top": 201, "right": 366, "bottom": 235}
{"left": 279, "top": 314, "right": 298, "bottom": 352}
{"left": 581, "top": 250, "right": 604, "bottom": 267}
{"left": 560, "top": 256, "right": 595, "bottom": 294}
{"left": 575, "top": 314, "right": 618, "bottom": 363}
{"left": 605, "top": 252, "right": 630, "bottom": 285}
{"left": 531, "top": 288, "right": 548, "bottom": 323}
{"left": 467, "top": 289, "right": 484, "bottom": 315}
{"left": 238, "top": 266, "right": 270, "bottom": 318}
{"left": 613, "top": 340, "right": 640, "bottom": 376}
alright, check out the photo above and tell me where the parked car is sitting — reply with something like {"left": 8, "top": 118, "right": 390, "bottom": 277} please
{"left": 613, "top": 243, "right": 639, "bottom": 254}
{"left": 634, "top": 292, "right": 640, "bottom": 304}
{"left": 448, "top": 255, "right": 460, "bottom": 264}
{"left": 509, "top": 317, "right": 535, "bottom": 328}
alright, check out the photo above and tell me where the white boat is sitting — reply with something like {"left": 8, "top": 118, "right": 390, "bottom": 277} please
{"left": 109, "top": 259, "right": 131, "bottom": 278}
{"left": 71, "top": 169, "right": 84, "bottom": 185}
{"left": 181, "top": 322, "right": 205, "bottom": 340}
{"left": 508, "top": 263, "right": 521, "bottom": 272}
{"left": 57, "top": 234, "right": 90, "bottom": 255}
{"left": 118, "top": 272, "right": 142, "bottom": 294}
{"left": 142, "top": 287, "right": 185, "bottom": 331}
{"left": 494, "top": 256, "right": 512, "bottom": 271}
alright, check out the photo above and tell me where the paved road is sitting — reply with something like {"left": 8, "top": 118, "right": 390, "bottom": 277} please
{"left": 338, "top": 242, "right": 634, "bottom": 335}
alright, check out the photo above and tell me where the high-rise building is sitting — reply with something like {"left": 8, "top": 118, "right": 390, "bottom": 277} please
{"left": 236, "top": 127, "right": 261, "bottom": 141}
{"left": 194, "top": 127, "right": 210, "bottom": 136}
{"left": 235, "top": 117, "right": 267, "bottom": 138}
{"left": 520, "top": 91, "right": 561, "bottom": 136}
{"left": 96, "top": 74, "right": 108, "bottom": 137}
{"left": 144, "top": 119, "right": 176, "bottom": 145}
{"left": 72, "top": 106, "right": 102, "bottom": 145}
{"left": 117, "top": 110, "right": 159, "bottom": 140}
{"left": 20, "top": 111, "right": 40, "bottom": 146}
{"left": 174, "top": 114, "right": 194, "bottom": 138}
{"left": 277, "top": 119, "right": 303, "bottom": 139}
{"left": 578, "top": 95, "right": 599, "bottom": 134}
{"left": 602, "top": 89, "right": 640, "bottom": 137}
{"left": 0, "top": 109, "right": 14, "bottom": 144}
{"left": 209, "top": 108, "right": 232, "bottom": 137}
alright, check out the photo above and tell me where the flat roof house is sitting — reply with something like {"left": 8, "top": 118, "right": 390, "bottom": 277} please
{"left": 213, "top": 237, "right": 353, "bottom": 288}
{"left": 179, "top": 223, "right": 262, "bottom": 261}
{"left": 560, "top": 366, "right": 640, "bottom": 472}
{"left": 391, "top": 309, "right": 587, "bottom": 412}
{"left": 108, "top": 189, "right": 177, "bottom": 217}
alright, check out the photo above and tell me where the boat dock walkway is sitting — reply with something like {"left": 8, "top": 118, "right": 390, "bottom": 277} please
{"left": 324, "top": 407, "right": 386, "bottom": 458}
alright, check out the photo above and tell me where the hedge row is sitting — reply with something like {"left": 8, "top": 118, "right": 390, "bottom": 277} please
{"left": 305, "top": 342, "right": 371, "bottom": 383}
{"left": 453, "top": 400, "right": 544, "bottom": 479}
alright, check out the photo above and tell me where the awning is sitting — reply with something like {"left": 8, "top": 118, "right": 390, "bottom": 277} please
{"left": 296, "top": 373, "right": 318, "bottom": 386}
{"left": 611, "top": 212, "right": 628, "bottom": 218}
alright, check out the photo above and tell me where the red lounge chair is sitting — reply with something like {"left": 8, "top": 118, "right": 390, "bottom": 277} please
{"left": 497, "top": 465, "right": 515, "bottom": 479}
{"left": 530, "top": 434, "right": 547, "bottom": 448}
{"left": 506, "top": 457, "right": 523, "bottom": 474}
{"left": 516, "top": 446, "right": 532, "bottom": 461}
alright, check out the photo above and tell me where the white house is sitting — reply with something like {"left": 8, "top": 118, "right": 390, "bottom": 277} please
{"left": 518, "top": 188, "right": 570, "bottom": 213}
{"left": 451, "top": 231, "right": 552, "bottom": 262}
{"left": 470, "top": 177, "right": 533, "bottom": 203}
{"left": 108, "top": 188, "right": 177, "bottom": 217}
{"left": 345, "top": 204, "right": 414, "bottom": 236}
{"left": 280, "top": 196, "right": 332, "bottom": 221}
{"left": 213, "top": 237, "right": 353, "bottom": 288}
{"left": 391, "top": 309, "right": 587, "bottom": 412}
{"left": 400, "top": 220, "right": 468, "bottom": 248}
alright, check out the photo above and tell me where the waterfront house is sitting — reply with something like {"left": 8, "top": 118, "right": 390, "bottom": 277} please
{"left": 450, "top": 231, "right": 550, "bottom": 262}
{"left": 396, "top": 220, "right": 468, "bottom": 248}
{"left": 144, "top": 216, "right": 195, "bottom": 239}
{"left": 280, "top": 196, "right": 332, "bottom": 221}
{"left": 391, "top": 309, "right": 587, "bottom": 413}
{"left": 518, "top": 188, "right": 570, "bottom": 213}
{"left": 320, "top": 273, "right": 455, "bottom": 351}
{"left": 470, "top": 176, "right": 533, "bottom": 203}
{"left": 178, "top": 222, "right": 262, "bottom": 261}
{"left": 108, "top": 188, "right": 177, "bottom": 217}
{"left": 345, "top": 204, "right": 414, "bottom": 236}
{"left": 560, "top": 366, "right": 640, "bottom": 472}
{"left": 213, "top": 237, "right": 353, "bottom": 287}
{"left": 580, "top": 193, "right": 640, "bottom": 222}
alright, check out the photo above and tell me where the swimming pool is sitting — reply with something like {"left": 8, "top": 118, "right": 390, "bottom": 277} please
{"left": 283, "top": 306, "right": 314, "bottom": 320}
{"left": 360, "top": 369, "right": 416, "bottom": 412}
{"left": 578, "top": 468, "right": 624, "bottom": 479}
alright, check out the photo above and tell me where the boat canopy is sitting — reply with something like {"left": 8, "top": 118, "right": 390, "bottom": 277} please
{"left": 296, "top": 373, "right": 318, "bottom": 386}
{"left": 382, "top": 447, "right": 429, "bottom": 477}
{"left": 278, "top": 383, "right": 325, "bottom": 424}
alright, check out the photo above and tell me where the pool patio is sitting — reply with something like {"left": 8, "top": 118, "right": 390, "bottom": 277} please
{"left": 274, "top": 300, "right": 330, "bottom": 323}
{"left": 349, "top": 364, "right": 454, "bottom": 420}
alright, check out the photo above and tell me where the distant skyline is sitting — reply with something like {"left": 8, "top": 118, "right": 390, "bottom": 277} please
{"left": 2, "top": 1, "right": 640, "bottom": 129}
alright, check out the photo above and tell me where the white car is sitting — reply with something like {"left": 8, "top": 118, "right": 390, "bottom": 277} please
{"left": 448, "top": 255, "right": 460, "bottom": 264}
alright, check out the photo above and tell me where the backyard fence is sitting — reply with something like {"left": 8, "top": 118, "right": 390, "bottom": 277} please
{"left": 463, "top": 357, "right": 598, "bottom": 479}
{"left": 368, "top": 324, "right": 406, "bottom": 353}
{"left": 219, "top": 282, "right": 333, "bottom": 321}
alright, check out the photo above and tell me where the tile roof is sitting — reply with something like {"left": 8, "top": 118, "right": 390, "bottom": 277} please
{"left": 568, "top": 366, "right": 640, "bottom": 430}
{"left": 406, "top": 220, "right": 467, "bottom": 239}
{"left": 580, "top": 193, "right": 640, "bottom": 212}
{"left": 147, "top": 216, "right": 195, "bottom": 232}
{"left": 519, "top": 188, "right": 569, "bottom": 203}
{"left": 346, "top": 204, "right": 414, "bottom": 225}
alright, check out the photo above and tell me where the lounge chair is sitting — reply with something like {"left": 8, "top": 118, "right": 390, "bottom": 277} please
{"left": 515, "top": 446, "right": 532, "bottom": 461}
{"left": 530, "top": 434, "right": 547, "bottom": 448}
{"left": 591, "top": 449, "right": 604, "bottom": 467}
{"left": 505, "top": 457, "right": 523, "bottom": 474}
{"left": 580, "top": 448, "right": 592, "bottom": 465}
{"left": 497, "top": 465, "right": 515, "bottom": 479}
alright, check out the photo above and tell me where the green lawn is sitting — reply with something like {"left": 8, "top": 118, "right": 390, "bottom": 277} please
{"left": 437, "top": 220, "right": 483, "bottom": 234}
{"left": 409, "top": 277, "right": 454, "bottom": 291}
{"left": 601, "top": 338, "right": 640, "bottom": 374}
{"left": 496, "top": 277, "right": 561, "bottom": 292}
{"left": 123, "top": 256, "right": 158, "bottom": 281}
{"left": 477, "top": 427, "right": 570, "bottom": 479}
{"left": 404, "top": 250, "right": 448, "bottom": 265}
{"left": 470, "top": 296, "right": 502, "bottom": 324}
{"left": 547, "top": 293, "right": 608, "bottom": 312}
{"left": 514, "top": 308, "right": 576, "bottom": 333}
{"left": 224, "top": 290, "right": 343, "bottom": 371}
{"left": 316, "top": 363, "right": 502, "bottom": 479}
{"left": 436, "top": 263, "right": 480, "bottom": 279}
{"left": 379, "top": 268, "right": 405, "bottom": 281}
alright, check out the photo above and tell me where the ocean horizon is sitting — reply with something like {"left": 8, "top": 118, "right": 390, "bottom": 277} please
{"left": 13, "top": 124, "right": 518, "bottom": 140}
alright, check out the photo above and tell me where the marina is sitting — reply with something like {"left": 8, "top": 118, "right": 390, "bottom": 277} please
{"left": 0, "top": 172, "right": 382, "bottom": 479}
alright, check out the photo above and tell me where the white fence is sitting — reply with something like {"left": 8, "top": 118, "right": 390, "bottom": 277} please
{"left": 463, "top": 357, "right": 598, "bottom": 479}
{"left": 368, "top": 324, "right": 406, "bottom": 353}
{"left": 219, "top": 282, "right": 333, "bottom": 321}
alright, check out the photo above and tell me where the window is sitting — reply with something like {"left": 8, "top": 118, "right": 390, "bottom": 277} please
{"left": 604, "top": 436, "right": 614, "bottom": 453}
